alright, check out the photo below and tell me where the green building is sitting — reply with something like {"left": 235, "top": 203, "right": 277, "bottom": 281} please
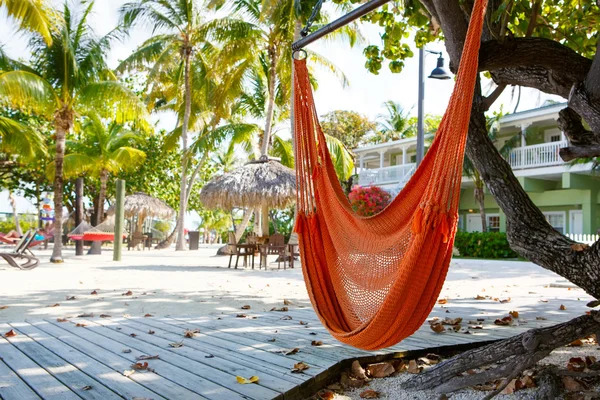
{"left": 354, "top": 102, "right": 600, "bottom": 236}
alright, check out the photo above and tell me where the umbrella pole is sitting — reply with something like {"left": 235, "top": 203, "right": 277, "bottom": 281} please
{"left": 261, "top": 205, "right": 269, "bottom": 237}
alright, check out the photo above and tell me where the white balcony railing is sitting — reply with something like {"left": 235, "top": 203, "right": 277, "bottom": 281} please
{"left": 358, "top": 163, "right": 416, "bottom": 187}
{"left": 357, "top": 141, "right": 569, "bottom": 188}
{"left": 507, "top": 140, "right": 568, "bottom": 169}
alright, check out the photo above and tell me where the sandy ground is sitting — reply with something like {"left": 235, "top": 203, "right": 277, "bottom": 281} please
{"left": 1, "top": 244, "right": 598, "bottom": 399}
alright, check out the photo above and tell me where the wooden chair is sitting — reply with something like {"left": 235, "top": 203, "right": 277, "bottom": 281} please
{"left": 259, "top": 233, "right": 287, "bottom": 269}
{"left": 227, "top": 232, "right": 254, "bottom": 269}
{"left": 128, "top": 232, "right": 145, "bottom": 251}
{"left": 0, "top": 231, "right": 39, "bottom": 270}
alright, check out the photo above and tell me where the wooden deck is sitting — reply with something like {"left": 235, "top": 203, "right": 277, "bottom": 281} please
{"left": 0, "top": 304, "right": 574, "bottom": 400}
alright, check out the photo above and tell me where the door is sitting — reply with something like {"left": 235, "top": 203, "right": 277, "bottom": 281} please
{"left": 570, "top": 210, "right": 583, "bottom": 234}
{"left": 466, "top": 214, "right": 483, "bottom": 232}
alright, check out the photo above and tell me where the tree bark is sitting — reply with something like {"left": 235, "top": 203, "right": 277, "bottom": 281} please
{"left": 176, "top": 44, "right": 193, "bottom": 251}
{"left": 474, "top": 174, "right": 487, "bottom": 233}
{"left": 260, "top": 43, "right": 279, "bottom": 158}
{"left": 50, "top": 107, "right": 73, "bottom": 263}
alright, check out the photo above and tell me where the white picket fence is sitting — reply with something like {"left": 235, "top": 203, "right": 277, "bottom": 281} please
{"left": 566, "top": 233, "right": 599, "bottom": 245}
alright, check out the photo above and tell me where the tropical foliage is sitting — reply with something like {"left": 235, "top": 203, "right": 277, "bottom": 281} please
{"left": 348, "top": 185, "right": 391, "bottom": 217}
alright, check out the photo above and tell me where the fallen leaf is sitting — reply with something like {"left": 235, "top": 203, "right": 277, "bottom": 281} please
{"left": 148, "top": 330, "right": 155, "bottom": 335}
{"left": 340, "top": 371, "right": 367, "bottom": 388}
{"left": 469, "top": 325, "right": 483, "bottom": 330}
{"left": 131, "top": 362, "right": 149, "bottom": 371}
{"left": 567, "top": 357, "right": 586, "bottom": 372}
{"left": 49, "top": 303, "right": 60, "bottom": 307}
{"left": 184, "top": 329, "right": 200, "bottom": 338}
{"left": 425, "top": 353, "right": 441, "bottom": 363}
{"left": 270, "top": 307, "right": 288, "bottom": 312}
{"left": 311, "top": 340, "right": 323, "bottom": 346}
{"left": 520, "top": 375, "right": 536, "bottom": 388}
{"left": 299, "top": 321, "right": 308, "bottom": 326}
{"left": 407, "top": 359, "right": 421, "bottom": 374}
{"left": 4, "top": 329, "right": 17, "bottom": 337}
{"left": 90, "top": 290, "right": 98, "bottom": 295}
{"left": 82, "top": 385, "right": 92, "bottom": 390}
{"left": 442, "top": 317, "right": 462, "bottom": 325}
{"left": 122, "top": 349, "right": 132, "bottom": 353}
{"left": 144, "top": 314, "right": 153, "bottom": 318}
{"left": 559, "top": 304, "right": 567, "bottom": 310}
{"left": 540, "top": 299, "right": 548, "bottom": 303}
{"left": 562, "top": 376, "right": 585, "bottom": 391}
{"left": 0, "top": 306, "right": 8, "bottom": 310}
{"left": 291, "top": 362, "right": 309, "bottom": 373}
{"left": 500, "top": 379, "right": 519, "bottom": 394}
{"left": 123, "top": 291, "right": 133, "bottom": 296}
{"left": 236, "top": 375, "right": 259, "bottom": 384}
{"left": 281, "top": 347, "right": 299, "bottom": 355}
{"left": 317, "top": 390, "right": 335, "bottom": 400}
{"left": 536, "top": 316, "right": 547, "bottom": 320}
{"left": 136, "top": 355, "right": 159, "bottom": 361}
{"left": 100, "top": 314, "right": 111, "bottom": 318}
{"left": 360, "top": 389, "right": 380, "bottom": 399}
{"left": 430, "top": 323, "right": 444, "bottom": 333}
{"left": 569, "top": 339, "right": 584, "bottom": 347}
{"left": 236, "top": 314, "right": 247, "bottom": 318}
{"left": 123, "top": 370, "right": 135, "bottom": 377}
{"left": 283, "top": 299, "right": 293, "bottom": 305}
{"left": 205, "top": 354, "right": 214, "bottom": 358}
{"left": 494, "top": 316, "right": 513, "bottom": 326}
{"left": 281, "top": 315, "right": 293, "bottom": 320}
{"left": 437, "top": 299, "right": 448, "bottom": 304}
{"left": 475, "top": 295, "right": 486, "bottom": 300}
{"left": 351, "top": 360, "right": 367, "bottom": 379}
{"left": 77, "top": 313, "right": 94, "bottom": 318}
{"left": 509, "top": 311, "right": 519, "bottom": 318}
{"left": 309, "top": 332, "right": 317, "bottom": 335}
{"left": 75, "top": 323, "right": 87, "bottom": 327}
{"left": 129, "top": 333, "right": 137, "bottom": 337}
{"left": 366, "top": 362, "right": 395, "bottom": 378}
{"left": 66, "top": 296, "right": 76, "bottom": 301}
{"left": 571, "top": 243, "right": 589, "bottom": 252}
{"left": 169, "top": 342, "right": 183, "bottom": 348}
{"left": 499, "top": 298, "right": 511, "bottom": 303}
{"left": 56, "top": 318, "right": 69, "bottom": 323}
{"left": 267, "top": 338, "right": 276, "bottom": 342}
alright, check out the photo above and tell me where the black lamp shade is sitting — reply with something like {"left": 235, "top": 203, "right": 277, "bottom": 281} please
{"left": 429, "top": 56, "right": 452, "bottom": 80}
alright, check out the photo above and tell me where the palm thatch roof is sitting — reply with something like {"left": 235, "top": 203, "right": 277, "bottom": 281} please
{"left": 200, "top": 159, "right": 296, "bottom": 210}
{"left": 107, "top": 192, "right": 175, "bottom": 220}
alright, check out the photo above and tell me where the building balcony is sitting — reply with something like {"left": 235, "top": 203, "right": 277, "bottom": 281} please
{"left": 357, "top": 140, "right": 569, "bottom": 188}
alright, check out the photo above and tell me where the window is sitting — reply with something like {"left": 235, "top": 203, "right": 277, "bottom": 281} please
{"left": 487, "top": 215, "right": 500, "bottom": 232}
{"left": 550, "top": 134, "right": 561, "bottom": 142}
{"left": 543, "top": 212, "right": 565, "bottom": 234}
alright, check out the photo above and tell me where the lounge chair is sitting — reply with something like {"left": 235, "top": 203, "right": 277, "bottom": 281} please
{"left": 0, "top": 231, "right": 40, "bottom": 270}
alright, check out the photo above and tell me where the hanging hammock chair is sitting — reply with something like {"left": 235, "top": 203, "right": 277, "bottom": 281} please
{"left": 82, "top": 217, "right": 128, "bottom": 242}
{"left": 293, "top": 0, "right": 487, "bottom": 350}
{"left": 68, "top": 221, "right": 93, "bottom": 241}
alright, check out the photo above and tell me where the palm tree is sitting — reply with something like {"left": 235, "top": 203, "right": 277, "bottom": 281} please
{"left": 0, "top": 1, "right": 148, "bottom": 262}
{"left": 374, "top": 101, "right": 415, "bottom": 143}
{"left": 0, "top": 115, "right": 46, "bottom": 161}
{"left": 0, "top": 0, "right": 54, "bottom": 45}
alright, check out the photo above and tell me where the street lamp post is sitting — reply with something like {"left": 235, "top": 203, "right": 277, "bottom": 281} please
{"left": 416, "top": 48, "right": 452, "bottom": 166}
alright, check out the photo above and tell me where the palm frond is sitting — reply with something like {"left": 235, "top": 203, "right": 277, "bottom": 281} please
{"left": 325, "top": 134, "right": 354, "bottom": 180}
{"left": 0, "top": 71, "right": 58, "bottom": 117}
{"left": 0, "top": 0, "right": 56, "bottom": 45}
{"left": 107, "top": 147, "right": 146, "bottom": 172}
{"left": 47, "top": 153, "right": 96, "bottom": 179}
{"left": 270, "top": 134, "right": 294, "bottom": 168}
{"left": 0, "top": 115, "right": 47, "bottom": 160}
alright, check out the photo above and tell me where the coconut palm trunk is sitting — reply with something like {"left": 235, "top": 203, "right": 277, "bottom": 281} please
{"left": 51, "top": 108, "right": 73, "bottom": 263}
{"left": 175, "top": 45, "right": 193, "bottom": 251}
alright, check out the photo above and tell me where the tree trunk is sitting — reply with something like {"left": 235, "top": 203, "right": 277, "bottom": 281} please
{"left": 234, "top": 209, "right": 254, "bottom": 241}
{"left": 175, "top": 45, "right": 193, "bottom": 251}
{"left": 50, "top": 107, "right": 73, "bottom": 263}
{"left": 8, "top": 191, "right": 22, "bottom": 236}
{"left": 474, "top": 173, "right": 487, "bottom": 232}
{"left": 88, "top": 170, "right": 108, "bottom": 255}
{"left": 260, "top": 44, "right": 279, "bottom": 158}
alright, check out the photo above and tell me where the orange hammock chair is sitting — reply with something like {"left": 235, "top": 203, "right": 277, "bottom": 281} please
{"left": 293, "top": 0, "right": 487, "bottom": 350}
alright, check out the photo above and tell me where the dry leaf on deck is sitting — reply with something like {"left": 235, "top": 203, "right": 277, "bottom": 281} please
{"left": 500, "top": 379, "right": 520, "bottom": 394}
{"left": 169, "top": 342, "right": 183, "bottom": 348}
{"left": 131, "top": 362, "right": 149, "bottom": 370}
{"left": 267, "top": 338, "right": 276, "bottom": 342}
{"left": 442, "top": 317, "right": 462, "bottom": 325}
{"left": 66, "top": 296, "right": 76, "bottom": 300}
{"left": 311, "top": 340, "right": 323, "bottom": 346}
{"left": 360, "top": 389, "right": 380, "bottom": 399}
{"left": 236, "top": 314, "right": 247, "bottom": 318}
{"left": 351, "top": 360, "right": 367, "bottom": 379}
{"left": 184, "top": 329, "right": 200, "bottom": 338}
{"left": 469, "top": 325, "right": 483, "bottom": 330}
{"left": 82, "top": 385, "right": 92, "bottom": 390}
{"left": 4, "top": 329, "right": 17, "bottom": 337}
{"left": 366, "top": 362, "right": 395, "bottom": 378}
{"left": 78, "top": 313, "right": 94, "bottom": 318}
{"left": 90, "top": 290, "right": 98, "bottom": 295}
{"left": 559, "top": 304, "right": 567, "bottom": 310}
{"left": 499, "top": 298, "right": 511, "bottom": 303}
{"left": 291, "top": 362, "right": 309, "bottom": 373}
{"left": 569, "top": 339, "right": 584, "bottom": 347}
{"left": 123, "top": 370, "right": 135, "bottom": 377}
{"left": 122, "top": 349, "right": 132, "bottom": 353}
{"left": 236, "top": 375, "right": 259, "bottom": 384}
{"left": 129, "top": 333, "right": 137, "bottom": 337}
{"left": 536, "top": 316, "right": 547, "bottom": 320}
{"left": 425, "top": 353, "right": 441, "bottom": 363}
{"left": 281, "top": 315, "right": 292, "bottom": 320}
{"left": 475, "top": 295, "right": 486, "bottom": 300}
{"left": 430, "top": 323, "right": 444, "bottom": 333}
{"left": 571, "top": 243, "right": 589, "bottom": 252}
{"left": 56, "top": 318, "right": 69, "bottom": 323}
{"left": 283, "top": 299, "right": 293, "bottom": 305}
{"left": 281, "top": 347, "right": 299, "bottom": 355}
{"left": 241, "top": 305, "right": 251, "bottom": 310}
{"left": 407, "top": 360, "right": 421, "bottom": 374}
{"left": 494, "top": 316, "right": 512, "bottom": 326}
{"left": 75, "top": 323, "right": 87, "bottom": 327}
{"left": 123, "top": 290, "right": 133, "bottom": 296}
{"left": 567, "top": 357, "right": 586, "bottom": 372}
{"left": 0, "top": 306, "right": 8, "bottom": 310}
{"left": 270, "top": 307, "right": 288, "bottom": 312}
{"left": 50, "top": 303, "right": 60, "bottom": 307}
{"left": 148, "top": 330, "right": 155, "bottom": 335}
{"left": 317, "top": 390, "right": 335, "bottom": 400}
{"left": 100, "top": 314, "right": 111, "bottom": 318}
{"left": 136, "top": 355, "right": 159, "bottom": 361}
{"left": 144, "top": 314, "right": 153, "bottom": 318}
{"left": 299, "top": 321, "right": 308, "bottom": 325}
{"left": 562, "top": 376, "right": 585, "bottom": 391}
{"left": 509, "top": 311, "right": 519, "bottom": 318}
{"left": 437, "top": 299, "right": 448, "bottom": 304}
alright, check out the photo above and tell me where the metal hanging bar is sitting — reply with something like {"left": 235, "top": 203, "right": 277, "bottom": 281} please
{"left": 292, "top": 0, "right": 392, "bottom": 51}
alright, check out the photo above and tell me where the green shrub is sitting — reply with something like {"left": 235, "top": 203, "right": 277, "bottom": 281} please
{"left": 454, "top": 231, "right": 518, "bottom": 259}
{"left": 0, "top": 219, "right": 38, "bottom": 233}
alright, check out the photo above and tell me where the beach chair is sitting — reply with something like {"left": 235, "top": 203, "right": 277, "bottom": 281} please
{"left": 0, "top": 231, "right": 40, "bottom": 270}
{"left": 0, "top": 233, "right": 20, "bottom": 245}
{"left": 227, "top": 232, "right": 254, "bottom": 269}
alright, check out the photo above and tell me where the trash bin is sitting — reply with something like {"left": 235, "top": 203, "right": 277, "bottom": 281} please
{"left": 188, "top": 231, "right": 200, "bottom": 250}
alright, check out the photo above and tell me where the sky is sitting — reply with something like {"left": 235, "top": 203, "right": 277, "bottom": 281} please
{"left": 0, "top": 1, "right": 563, "bottom": 228}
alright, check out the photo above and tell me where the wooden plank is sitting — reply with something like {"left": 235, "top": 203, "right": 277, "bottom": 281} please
{"left": 3, "top": 324, "right": 121, "bottom": 400}
{"left": 133, "top": 316, "right": 329, "bottom": 374}
{"left": 0, "top": 355, "right": 41, "bottom": 400}
{"left": 96, "top": 316, "right": 304, "bottom": 391}
{"left": 36, "top": 320, "right": 238, "bottom": 400}
{"left": 18, "top": 321, "right": 170, "bottom": 400}
{"left": 0, "top": 328, "right": 79, "bottom": 400}
{"left": 62, "top": 317, "right": 284, "bottom": 400}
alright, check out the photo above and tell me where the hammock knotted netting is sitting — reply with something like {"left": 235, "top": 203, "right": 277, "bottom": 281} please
{"left": 293, "top": 0, "right": 487, "bottom": 350}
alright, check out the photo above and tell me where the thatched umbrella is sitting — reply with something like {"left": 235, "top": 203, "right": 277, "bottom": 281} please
{"left": 107, "top": 192, "right": 175, "bottom": 233}
{"left": 200, "top": 158, "right": 296, "bottom": 236}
